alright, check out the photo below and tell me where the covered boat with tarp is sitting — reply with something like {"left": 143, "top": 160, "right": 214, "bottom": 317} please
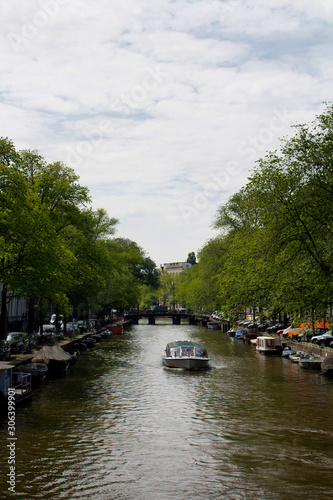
{"left": 162, "top": 341, "right": 211, "bottom": 370}
{"left": 32, "top": 346, "right": 72, "bottom": 375}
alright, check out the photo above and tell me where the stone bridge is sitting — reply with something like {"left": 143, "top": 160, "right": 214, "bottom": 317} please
{"left": 124, "top": 310, "right": 200, "bottom": 325}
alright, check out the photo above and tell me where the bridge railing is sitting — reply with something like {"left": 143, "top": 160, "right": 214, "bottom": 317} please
{"left": 124, "top": 310, "right": 193, "bottom": 317}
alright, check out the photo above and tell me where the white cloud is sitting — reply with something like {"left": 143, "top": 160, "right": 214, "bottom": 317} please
{"left": 0, "top": 0, "right": 332, "bottom": 264}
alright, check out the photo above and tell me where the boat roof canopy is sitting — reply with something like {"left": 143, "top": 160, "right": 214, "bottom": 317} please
{"left": 166, "top": 341, "right": 205, "bottom": 349}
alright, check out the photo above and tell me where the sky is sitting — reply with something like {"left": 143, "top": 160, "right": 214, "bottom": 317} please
{"left": 1, "top": 0, "right": 333, "bottom": 267}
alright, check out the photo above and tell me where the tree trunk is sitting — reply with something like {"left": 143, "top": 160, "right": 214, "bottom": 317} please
{"left": 27, "top": 296, "right": 36, "bottom": 334}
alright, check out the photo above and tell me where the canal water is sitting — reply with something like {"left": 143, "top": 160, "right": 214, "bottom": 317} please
{"left": 1, "top": 321, "right": 333, "bottom": 499}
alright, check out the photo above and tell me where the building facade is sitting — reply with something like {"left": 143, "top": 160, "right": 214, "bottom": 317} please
{"left": 160, "top": 262, "right": 192, "bottom": 274}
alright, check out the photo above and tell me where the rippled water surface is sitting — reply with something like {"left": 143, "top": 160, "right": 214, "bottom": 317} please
{"left": 1, "top": 322, "right": 333, "bottom": 499}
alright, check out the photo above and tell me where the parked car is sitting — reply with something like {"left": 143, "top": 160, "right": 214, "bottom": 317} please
{"left": 65, "top": 322, "right": 79, "bottom": 335}
{"left": 78, "top": 320, "right": 88, "bottom": 333}
{"left": 37, "top": 324, "right": 63, "bottom": 344}
{"left": 6, "top": 332, "right": 30, "bottom": 354}
{"left": 39, "top": 324, "right": 57, "bottom": 335}
{"left": 50, "top": 313, "right": 64, "bottom": 325}
{"left": 266, "top": 323, "right": 285, "bottom": 334}
{"left": 50, "top": 314, "right": 64, "bottom": 331}
{"left": 311, "top": 328, "right": 328, "bottom": 336}
{"left": 311, "top": 332, "right": 333, "bottom": 347}
{"left": 280, "top": 326, "right": 304, "bottom": 338}
{"left": 257, "top": 322, "right": 268, "bottom": 331}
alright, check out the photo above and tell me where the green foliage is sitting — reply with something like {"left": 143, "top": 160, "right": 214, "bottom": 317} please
{"left": 172, "top": 104, "right": 333, "bottom": 321}
{"left": 0, "top": 137, "right": 157, "bottom": 336}
{"left": 186, "top": 252, "right": 197, "bottom": 265}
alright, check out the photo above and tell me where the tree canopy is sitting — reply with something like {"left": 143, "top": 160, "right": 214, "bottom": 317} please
{"left": 0, "top": 137, "right": 157, "bottom": 336}
{"left": 173, "top": 104, "right": 333, "bottom": 324}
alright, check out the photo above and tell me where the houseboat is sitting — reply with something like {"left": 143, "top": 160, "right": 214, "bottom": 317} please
{"left": 0, "top": 362, "right": 33, "bottom": 411}
{"left": 256, "top": 336, "right": 283, "bottom": 355}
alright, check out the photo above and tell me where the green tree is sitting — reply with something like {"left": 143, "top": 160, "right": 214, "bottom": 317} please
{"left": 0, "top": 137, "right": 159, "bottom": 335}
{"left": 96, "top": 238, "right": 158, "bottom": 311}
{"left": 63, "top": 208, "right": 118, "bottom": 320}
{"left": 186, "top": 252, "right": 197, "bottom": 265}
{"left": 0, "top": 140, "right": 98, "bottom": 335}
{"left": 213, "top": 104, "right": 333, "bottom": 321}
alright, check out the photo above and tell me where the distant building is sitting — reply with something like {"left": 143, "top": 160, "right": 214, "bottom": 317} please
{"left": 0, "top": 284, "right": 28, "bottom": 332}
{"left": 160, "top": 262, "right": 192, "bottom": 274}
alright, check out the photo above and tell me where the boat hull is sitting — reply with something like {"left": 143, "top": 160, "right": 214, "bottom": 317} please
{"left": 207, "top": 322, "right": 220, "bottom": 330}
{"left": 299, "top": 357, "right": 323, "bottom": 370}
{"left": 321, "top": 356, "right": 333, "bottom": 376}
{"left": 0, "top": 368, "right": 33, "bottom": 412}
{"left": 162, "top": 356, "right": 210, "bottom": 370}
{"left": 108, "top": 325, "right": 123, "bottom": 335}
{"left": 19, "top": 363, "right": 48, "bottom": 385}
{"left": 256, "top": 348, "right": 282, "bottom": 355}
{"left": 162, "top": 341, "right": 211, "bottom": 370}
{"left": 0, "top": 390, "right": 33, "bottom": 410}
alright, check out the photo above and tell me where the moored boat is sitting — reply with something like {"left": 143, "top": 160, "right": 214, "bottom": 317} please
{"left": 207, "top": 322, "right": 220, "bottom": 330}
{"left": 108, "top": 324, "right": 124, "bottom": 335}
{"left": 0, "top": 362, "right": 33, "bottom": 410}
{"left": 281, "top": 346, "right": 295, "bottom": 358}
{"left": 19, "top": 362, "right": 48, "bottom": 385}
{"left": 32, "top": 345, "right": 72, "bottom": 376}
{"left": 235, "top": 329, "right": 246, "bottom": 340}
{"left": 100, "top": 329, "right": 113, "bottom": 338}
{"left": 289, "top": 351, "right": 303, "bottom": 363}
{"left": 244, "top": 331, "right": 258, "bottom": 343}
{"left": 162, "top": 341, "right": 211, "bottom": 370}
{"left": 321, "top": 356, "right": 333, "bottom": 376}
{"left": 227, "top": 327, "right": 237, "bottom": 337}
{"left": 298, "top": 354, "right": 323, "bottom": 370}
{"left": 82, "top": 336, "right": 97, "bottom": 348}
{"left": 256, "top": 336, "right": 283, "bottom": 355}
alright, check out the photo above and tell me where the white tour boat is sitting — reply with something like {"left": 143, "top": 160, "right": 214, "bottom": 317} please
{"left": 162, "top": 341, "right": 211, "bottom": 370}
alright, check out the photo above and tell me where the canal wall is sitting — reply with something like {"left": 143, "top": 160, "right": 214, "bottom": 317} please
{"left": 8, "top": 332, "right": 98, "bottom": 367}
{"left": 285, "top": 340, "right": 333, "bottom": 358}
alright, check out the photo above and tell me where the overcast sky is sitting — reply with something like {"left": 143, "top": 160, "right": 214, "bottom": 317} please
{"left": 1, "top": 0, "right": 332, "bottom": 266}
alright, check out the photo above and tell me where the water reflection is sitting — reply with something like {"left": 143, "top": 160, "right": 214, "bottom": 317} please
{"left": 1, "top": 324, "right": 333, "bottom": 499}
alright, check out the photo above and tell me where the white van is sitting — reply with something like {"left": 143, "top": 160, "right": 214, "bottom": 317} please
{"left": 50, "top": 314, "right": 63, "bottom": 325}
